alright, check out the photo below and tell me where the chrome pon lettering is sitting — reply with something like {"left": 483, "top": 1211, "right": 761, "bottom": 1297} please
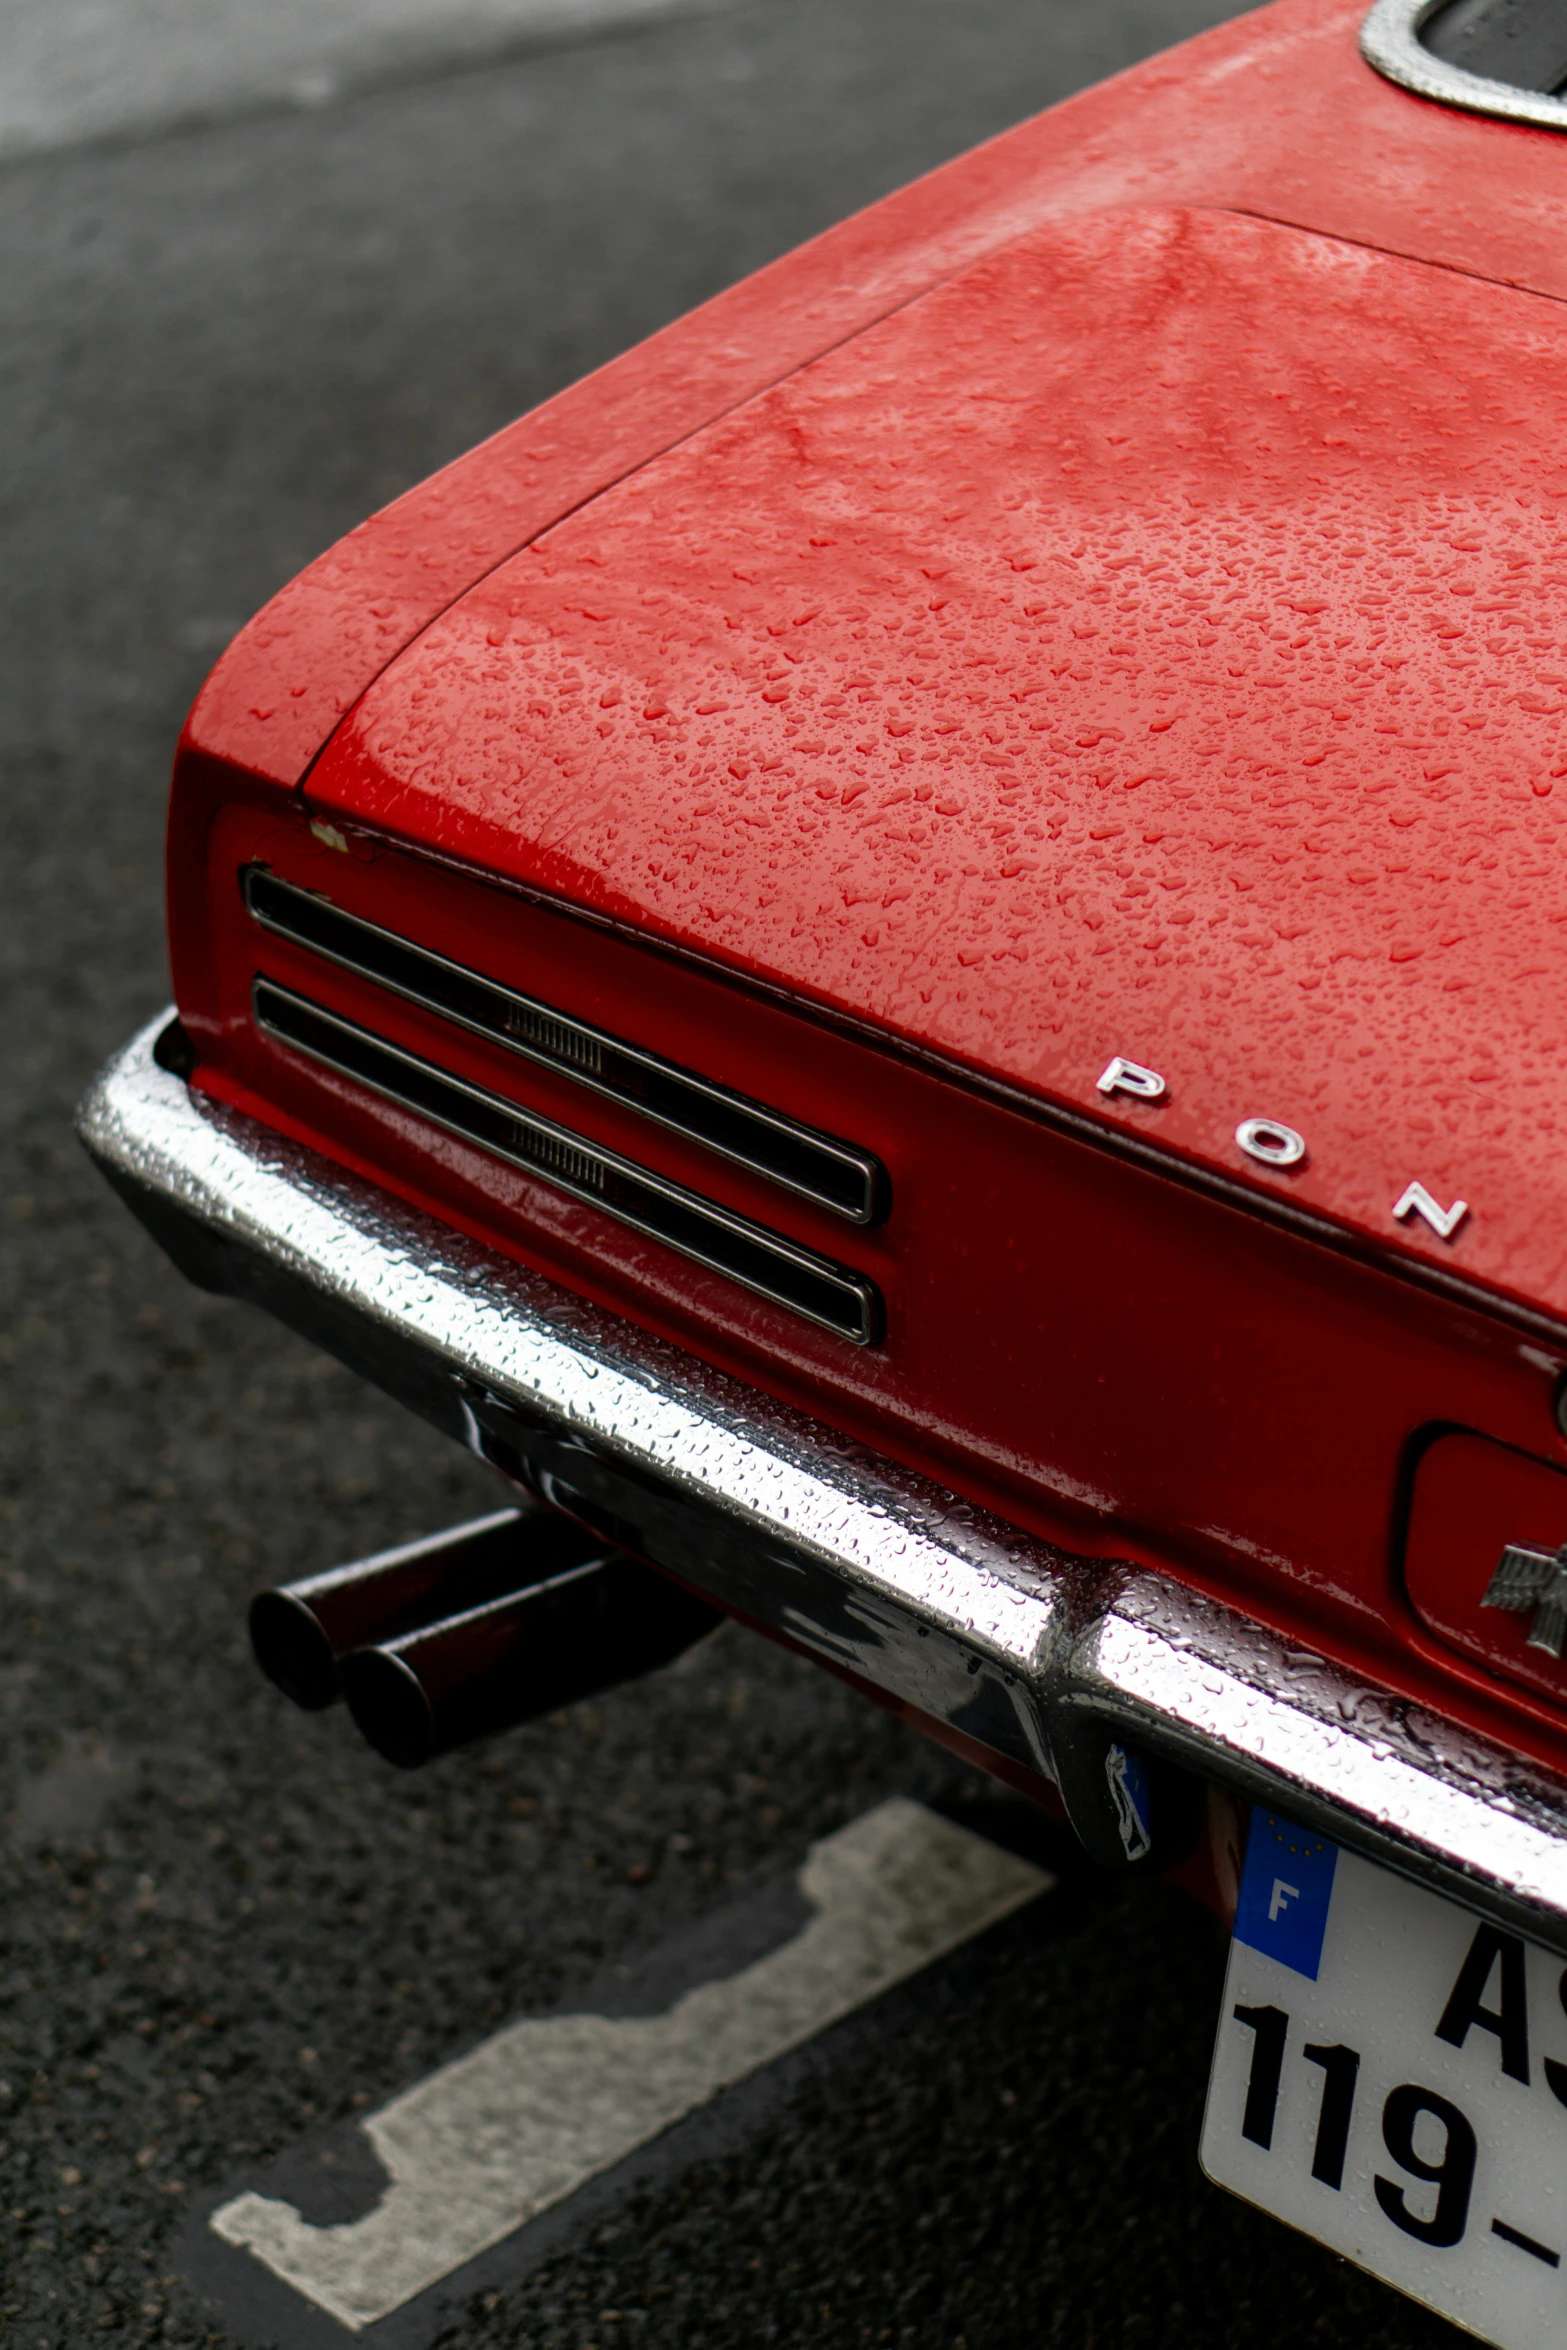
{"left": 1096, "top": 1055, "right": 1166, "bottom": 1102}
{"left": 1393, "top": 1182, "right": 1469, "bottom": 1242}
{"left": 1094, "top": 1065, "right": 1479, "bottom": 1242}
{"left": 1235, "top": 1118, "right": 1306, "bottom": 1170}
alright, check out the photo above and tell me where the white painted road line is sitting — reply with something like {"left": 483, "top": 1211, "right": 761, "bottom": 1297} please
{"left": 0, "top": 0, "right": 726, "bottom": 161}
{"left": 211, "top": 1799, "right": 1049, "bottom": 2330}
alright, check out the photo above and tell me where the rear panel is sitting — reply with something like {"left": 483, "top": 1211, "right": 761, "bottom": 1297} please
{"left": 173, "top": 792, "right": 1567, "bottom": 1780}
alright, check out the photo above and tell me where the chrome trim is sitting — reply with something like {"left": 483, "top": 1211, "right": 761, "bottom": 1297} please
{"left": 243, "top": 867, "right": 886, "bottom": 1226}
{"left": 252, "top": 978, "right": 881, "bottom": 1348}
{"left": 1483, "top": 1542, "right": 1567, "bottom": 1656}
{"left": 1361, "top": 0, "right": 1567, "bottom": 130}
{"left": 79, "top": 1012, "right": 1567, "bottom": 1951}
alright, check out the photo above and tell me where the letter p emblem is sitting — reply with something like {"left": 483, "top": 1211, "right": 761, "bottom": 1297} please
{"left": 1096, "top": 1056, "right": 1166, "bottom": 1102}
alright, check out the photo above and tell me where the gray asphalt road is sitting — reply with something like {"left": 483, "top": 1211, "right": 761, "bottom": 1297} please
{"left": 0, "top": 1, "right": 1472, "bottom": 2344}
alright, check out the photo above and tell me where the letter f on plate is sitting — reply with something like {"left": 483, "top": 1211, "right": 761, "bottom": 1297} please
{"left": 1269, "top": 1879, "right": 1300, "bottom": 1923}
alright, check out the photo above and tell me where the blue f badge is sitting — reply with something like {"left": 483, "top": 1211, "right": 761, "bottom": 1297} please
{"left": 1233, "top": 1809, "right": 1339, "bottom": 1982}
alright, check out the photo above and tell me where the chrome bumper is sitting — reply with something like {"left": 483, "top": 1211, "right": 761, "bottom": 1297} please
{"left": 80, "top": 1010, "right": 1567, "bottom": 1949}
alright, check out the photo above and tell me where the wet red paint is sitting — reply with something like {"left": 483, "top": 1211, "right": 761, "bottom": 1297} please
{"left": 167, "top": 0, "right": 1567, "bottom": 1779}
{"left": 302, "top": 202, "right": 1567, "bottom": 1323}
{"left": 1405, "top": 1432, "right": 1567, "bottom": 1709}
{"left": 173, "top": 797, "right": 1567, "bottom": 1789}
{"left": 186, "top": 0, "right": 1567, "bottom": 788}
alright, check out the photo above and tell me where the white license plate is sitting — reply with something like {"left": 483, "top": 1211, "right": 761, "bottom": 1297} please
{"left": 1202, "top": 1809, "right": 1567, "bottom": 2348}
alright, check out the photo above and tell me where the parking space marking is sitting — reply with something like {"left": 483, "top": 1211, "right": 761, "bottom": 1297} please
{"left": 210, "top": 1799, "right": 1048, "bottom": 2330}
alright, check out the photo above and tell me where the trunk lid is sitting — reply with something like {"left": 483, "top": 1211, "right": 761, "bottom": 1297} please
{"left": 305, "top": 203, "right": 1567, "bottom": 1323}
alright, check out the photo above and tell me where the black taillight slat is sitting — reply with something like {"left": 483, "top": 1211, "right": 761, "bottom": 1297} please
{"left": 253, "top": 980, "right": 881, "bottom": 1346}
{"left": 243, "top": 867, "right": 884, "bottom": 1225}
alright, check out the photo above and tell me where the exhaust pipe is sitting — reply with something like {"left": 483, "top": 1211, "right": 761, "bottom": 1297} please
{"left": 248, "top": 1506, "right": 606, "bottom": 1711}
{"left": 341, "top": 1552, "right": 723, "bottom": 1768}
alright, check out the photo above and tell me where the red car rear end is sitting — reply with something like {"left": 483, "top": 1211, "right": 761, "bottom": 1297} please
{"left": 81, "top": 1, "right": 1567, "bottom": 2333}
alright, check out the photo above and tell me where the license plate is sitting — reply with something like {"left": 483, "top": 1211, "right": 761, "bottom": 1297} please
{"left": 1202, "top": 1809, "right": 1567, "bottom": 2348}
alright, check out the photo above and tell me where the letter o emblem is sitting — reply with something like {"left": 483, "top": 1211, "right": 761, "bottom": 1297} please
{"left": 1236, "top": 1117, "right": 1306, "bottom": 1169}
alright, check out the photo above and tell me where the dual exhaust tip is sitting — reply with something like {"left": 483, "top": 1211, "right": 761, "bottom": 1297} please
{"left": 248, "top": 1507, "right": 721, "bottom": 1768}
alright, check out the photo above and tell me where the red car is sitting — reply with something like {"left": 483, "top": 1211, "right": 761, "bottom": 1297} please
{"left": 79, "top": 0, "right": 1567, "bottom": 2335}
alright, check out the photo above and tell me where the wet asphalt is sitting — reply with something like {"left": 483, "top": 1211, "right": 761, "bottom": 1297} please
{"left": 0, "top": 0, "right": 1477, "bottom": 2343}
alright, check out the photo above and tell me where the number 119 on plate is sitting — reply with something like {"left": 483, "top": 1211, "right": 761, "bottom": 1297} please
{"left": 1202, "top": 1811, "right": 1567, "bottom": 2348}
